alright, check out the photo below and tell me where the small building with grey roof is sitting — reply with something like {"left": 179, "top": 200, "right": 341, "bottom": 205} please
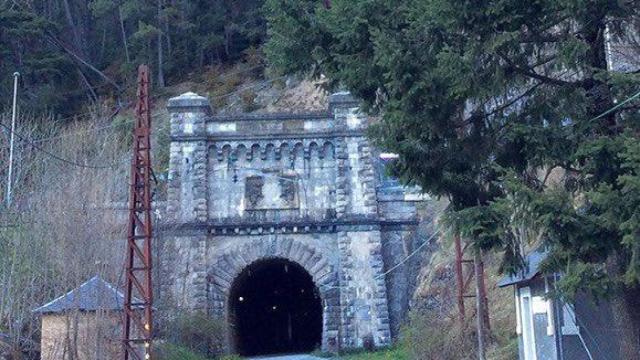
{"left": 33, "top": 276, "right": 139, "bottom": 360}
{"left": 498, "top": 249, "right": 623, "bottom": 360}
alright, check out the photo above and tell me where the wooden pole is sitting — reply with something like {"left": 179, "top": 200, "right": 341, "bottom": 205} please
{"left": 474, "top": 249, "right": 490, "bottom": 360}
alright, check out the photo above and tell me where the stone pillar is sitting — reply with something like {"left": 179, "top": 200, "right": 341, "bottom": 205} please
{"left": 330, "top": 92, "right": 391, "bottom": 349}
{"left": 330, "top": 92, "right": 377, "bottom": 218}
{"left": 161, "top": 92, "right": 211, "bottom": 313}
{"left": 166, "top": 92, "right": 210, "bottom": 223}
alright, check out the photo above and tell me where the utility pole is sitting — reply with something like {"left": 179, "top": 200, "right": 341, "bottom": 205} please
{"left": 123, "top": 64, "right": 154, "bottom": 360}
{"left": 6, "top": 72, "right": 19, "bottom": 207}
{"left": 454, "top": 233, "right": 491, "bottom": 360}
{"left": 474, "top": 249, "right": 490, "bottom": 360}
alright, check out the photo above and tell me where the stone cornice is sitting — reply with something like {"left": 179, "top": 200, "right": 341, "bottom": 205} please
{"left": 207, "top": 112, "right": 331, "bottom": 122}
{"left": 158, "top": 218, "right": 418, "bottom": 235}
{"left": 170, "top": 130, "right": 366, "bottom": 142}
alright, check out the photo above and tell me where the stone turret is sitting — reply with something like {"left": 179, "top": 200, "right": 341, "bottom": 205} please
{"left": 166, "top": 92, "right": 210, "bottom": 223}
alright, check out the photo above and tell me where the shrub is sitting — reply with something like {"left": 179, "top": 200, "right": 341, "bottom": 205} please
{"left": 240, "top": 89, "right": 259, "bottom": 112}
{"left": 160, "top": 311, "right": 226, "bottom": 358}
{"left": 111, "top": 113, "right": 134, "bottom": 147}
{"left": 208, "top": 68, "right": 243, "bottom": 108}
{"left": 155, "top": 343, "right": 210, "bottom": 360}
{"left": 218, "top": 355, "right": 243, "bottom": 360}
{"left": 339, "top": 347, "right": 409, "bottom": 360}
{"left": 400, "top": 310, "right": 475, "bottom": 360}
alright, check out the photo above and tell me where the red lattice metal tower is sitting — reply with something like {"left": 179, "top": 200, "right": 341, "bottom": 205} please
{"left": 123, "top": 64, "right": 154, "bottom": 360}
{"left": 454, "top": 233, "right": 491, "bottom": 356}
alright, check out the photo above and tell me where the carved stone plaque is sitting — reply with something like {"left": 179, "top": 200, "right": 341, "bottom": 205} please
{"left": 245, "top": 176, "right": 264, "bottom": 208}
{"left": 244, "top": 171, "right": 299, "bottom": 210}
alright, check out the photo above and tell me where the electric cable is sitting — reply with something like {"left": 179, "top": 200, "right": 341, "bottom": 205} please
{"left": 24, "top": 66, "right": 277, "bottom": 144}
{"left": 588, "top": 88, "right": 640, "bottom": 124}
{"left": 0, "top": 107, "right": 124, "bottom": 169}
{"left": 318, "top": 209, "right": 447, "bottom": 291}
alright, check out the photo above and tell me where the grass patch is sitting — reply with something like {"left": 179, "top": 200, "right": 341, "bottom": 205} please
{"left": 338, "top": 347, "right": 410, "bottom": 360}
{"left": 155, "top": 343, "right": 211, "bottom": 360}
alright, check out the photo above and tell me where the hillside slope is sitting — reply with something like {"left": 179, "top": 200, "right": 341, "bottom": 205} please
{"left": 0, "top": 67, "right": 515, "bottom": 359}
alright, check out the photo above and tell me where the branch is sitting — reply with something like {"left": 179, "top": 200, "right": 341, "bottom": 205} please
{"left": 44, "top": 35, "right": 123, "bottom": 92}
{"left": 10, "top": 0, "right": 123, "bottom": 92}
{"left": 456, "top": 81, "right": 544, "bottom": 129}
{"left": 497, "top": 50, "right": 578, "bottom": 87}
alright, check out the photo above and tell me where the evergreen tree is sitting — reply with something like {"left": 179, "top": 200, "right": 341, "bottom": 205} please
{"left": 265, "top": 0, "right": 640, "bottom": 355}
{"left": 1, "top": 0, "right": 267, "bottom": 115}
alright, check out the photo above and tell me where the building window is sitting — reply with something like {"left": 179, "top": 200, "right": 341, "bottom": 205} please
{"left": 519, "top": 287, "right": 537, "bottom": 360}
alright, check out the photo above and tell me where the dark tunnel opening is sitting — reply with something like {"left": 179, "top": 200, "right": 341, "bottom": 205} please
{"left": 229, "top": 258, "right": 323, "bottom": 356}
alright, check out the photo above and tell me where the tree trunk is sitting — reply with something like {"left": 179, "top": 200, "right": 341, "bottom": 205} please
{"left": 99, "top": 28, "right": 106, "bottom": 63}
{"left": 61, "top": 0, "right": 87, "bottom": 59}
{"left": 473, "top": 249, "right": 490, "bottom": 360}
{"left": 163, "top": 2, "right": 171, "bottom": 58}
{"left": 118, "top": 7, "right": 130, "bottom": 63}
{"left": 157, "top": 0, "right": 165, "bottom": 87}
{"left": 77, "top": 69, "right": 97, "bottom": 103}
{"left": 224, "top": 25, "right": 231, "bottom": 59}
{"left": 607, "top": 253, "right": 640, "bottom": 359}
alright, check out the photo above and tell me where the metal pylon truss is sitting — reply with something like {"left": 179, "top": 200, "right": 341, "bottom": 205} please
{"left": 454, "top": 233, "right": 491, "bottom": 331}
{"left": 123, "top": 64, "right": 154, "bottom": 360}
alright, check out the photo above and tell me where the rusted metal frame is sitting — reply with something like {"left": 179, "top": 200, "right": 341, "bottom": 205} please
{"left": 454, "top": 233, "right": 466, "bottom": 323}
{"left": 455, "top": 233, "right": 492, "bottom": 333}
{"left": 123, "top": 65, "right": 154, "bottom": 360}
{"left": 463, "top": 266, "right": 475, "bottom": 295}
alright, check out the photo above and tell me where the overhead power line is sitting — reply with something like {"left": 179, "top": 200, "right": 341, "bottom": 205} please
{"left": 319, "top": 210, "right": 446, "bottom": 291}
{"left": 27, "top": 73, "right": 288, "bottom": 144}
{"left": 0, "top": 106, "right": 123, "bottom": 169}
{"left": 589, "top": 88, "right": 640, "bottom": 123}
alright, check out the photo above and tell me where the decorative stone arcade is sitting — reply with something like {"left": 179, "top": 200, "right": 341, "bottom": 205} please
{"left": 159, "top": 91, "right": 423, "bottom": 354}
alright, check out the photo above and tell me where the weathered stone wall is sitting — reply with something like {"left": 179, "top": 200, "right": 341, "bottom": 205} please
{"left": 159, "top": 91, "right": 430, "bottom": 352}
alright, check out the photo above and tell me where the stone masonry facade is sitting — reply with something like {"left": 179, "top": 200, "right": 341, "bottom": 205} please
{"left": 159, "top": 91, "right": 427, "bottom": 353}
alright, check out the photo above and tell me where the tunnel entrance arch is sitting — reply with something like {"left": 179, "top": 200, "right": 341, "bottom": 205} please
{"left": 229, "top": 258, "right": 323, "bottom": 356}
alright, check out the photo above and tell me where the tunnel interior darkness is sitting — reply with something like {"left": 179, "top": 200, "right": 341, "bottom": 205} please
{"left": 229, "top": 258, "right": 323, "bottom": 356}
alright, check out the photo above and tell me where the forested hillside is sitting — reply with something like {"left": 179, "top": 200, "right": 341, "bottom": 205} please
{"left": 0, "top": 0, "right": 266, "bottom": 115}
{"left": 2, "top": 0, "right": 640, "bottom": 359}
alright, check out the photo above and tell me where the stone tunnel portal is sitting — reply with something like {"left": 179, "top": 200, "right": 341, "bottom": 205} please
{"left": 229, "top": 258, "right": 323, "bottom": 356}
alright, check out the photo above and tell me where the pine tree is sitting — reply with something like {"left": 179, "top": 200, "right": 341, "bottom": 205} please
{"left": 265, "top": 0, "right": 640, "bottom": 355}
{"left": 2, "top": 0, "right": 268, "bottom": 114}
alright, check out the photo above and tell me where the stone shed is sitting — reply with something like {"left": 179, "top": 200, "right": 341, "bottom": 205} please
{"left": 33, "top": 276, "right": 129, "bottom": 360}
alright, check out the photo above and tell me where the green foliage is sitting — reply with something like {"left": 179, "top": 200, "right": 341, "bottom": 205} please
{"left": 155, "top": 343, "right": 211, "bottom": 360}
{"left": 218, "top": 355, "right": 243, "bottom": 360}
{"left": 111, "top": 113, "right": 134, "bottom": 147}
{"left": 0, "top": 5, "right": 76, "bottom": 114}
{"left": 1, "top": 0, "right": 267, "bottom": 116}
{"left": 338, "top": 347, "right": 409, "bottom": 360}
{"left": 160, "top": 311, "right": 227, "bottom": 358}
{"left": 264, "top": 0, "right": 640, "bottom": 302}
{"left": 399, "top": 310, "right": 474, "bottom": 360}
{"left": 240, "top": 89, "right": 259, "bottom": 112}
